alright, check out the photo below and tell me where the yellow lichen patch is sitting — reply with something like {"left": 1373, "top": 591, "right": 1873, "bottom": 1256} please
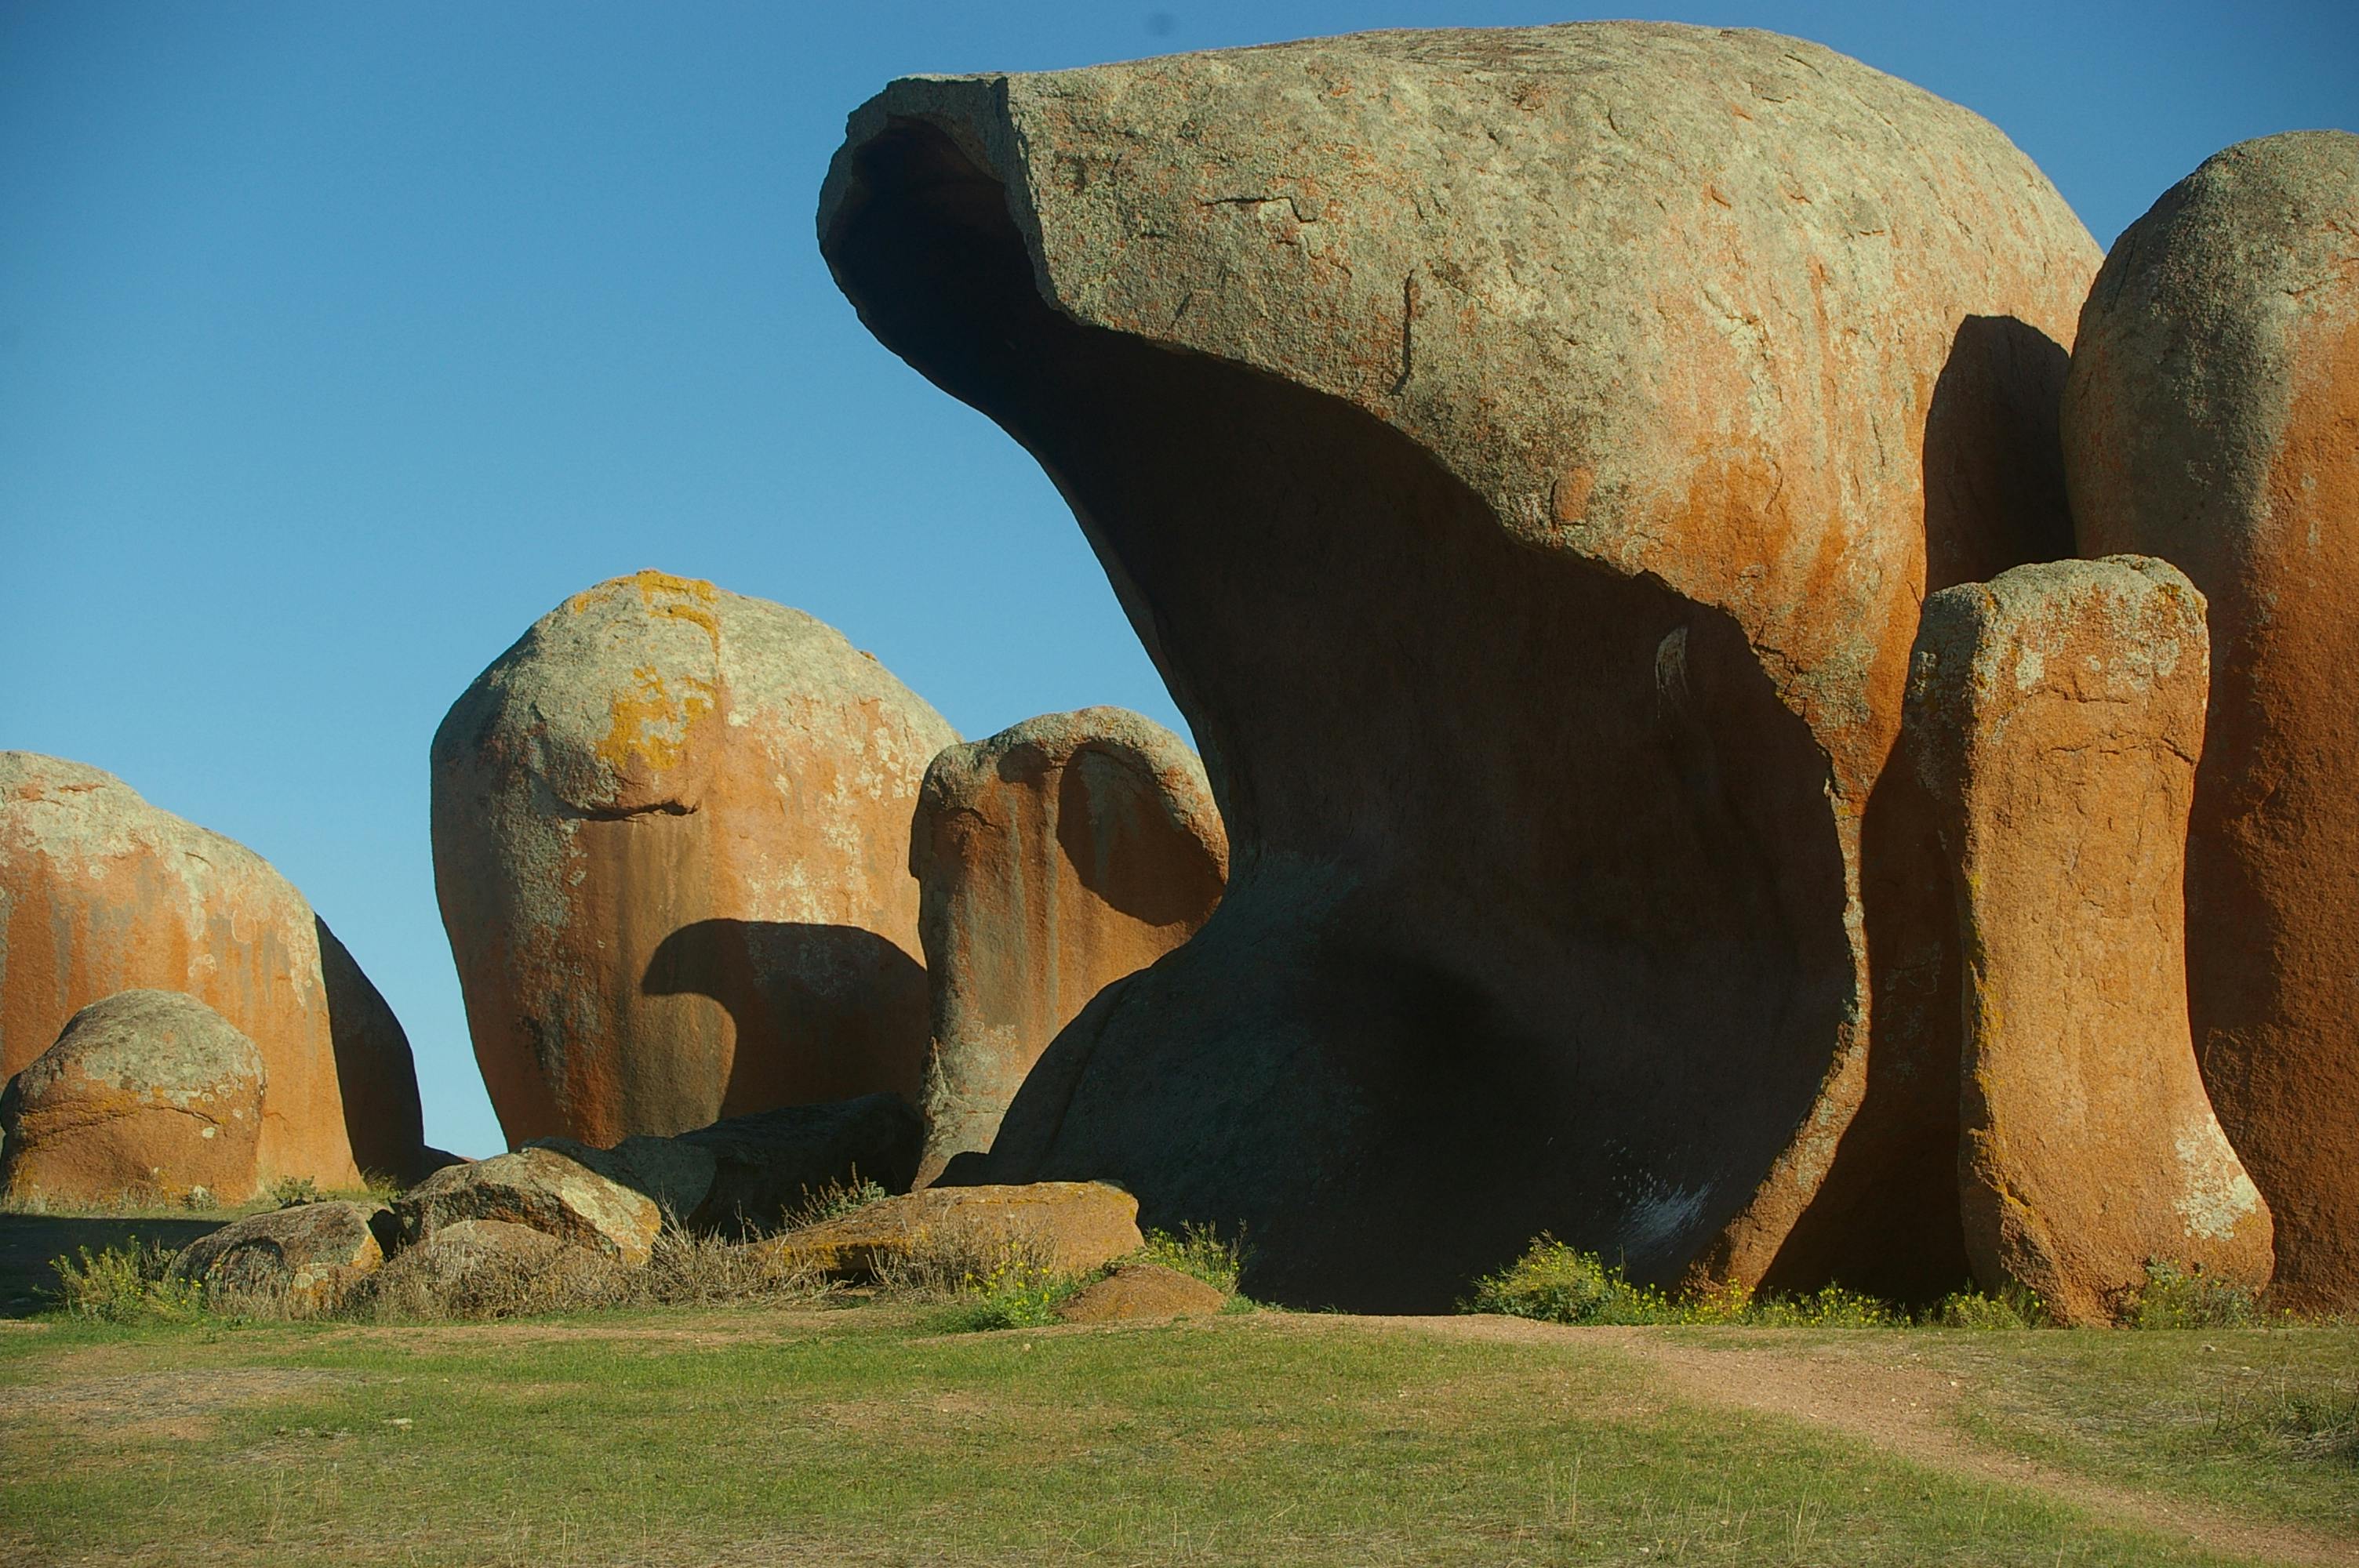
{"left": 566, "top": 569, "right": 724, "bottom": 644}
{"left": 595, "top": 666, "right": 718, "bottom": 775}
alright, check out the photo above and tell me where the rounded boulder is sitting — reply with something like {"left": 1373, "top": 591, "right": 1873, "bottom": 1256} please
{"left": 431, "top": 570, "right": 958, "bottom": 1147}
{"left": 0, "top": 989, "right": 267, "bottom": 1205}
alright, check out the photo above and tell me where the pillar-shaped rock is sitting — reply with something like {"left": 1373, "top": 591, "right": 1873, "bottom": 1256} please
{"left": 910, "top": 709, "right": 1226, "bottom": 1184}
{"left": 822, "top": 24, "right": 2099, "bottom": 1307}
{"left": 1909, "top": 557, "right": 2272, "bottom": 1325}
{"left": 432, "top": 570, "right": 958, "bottom": 1148}
{"left": 2063, "top": 132, "right": 2359, "bottom": 1313}
{"left": 0, "top": 753, "right": 425, "bottom": 1186}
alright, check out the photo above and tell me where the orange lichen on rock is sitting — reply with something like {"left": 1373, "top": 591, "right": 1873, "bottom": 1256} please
{"left": 433, "top": 572, "right": 958, "bottom": 1148}
{"left": 1910, "top": 557, "right": 2273, "bottom": 1324}
{"left": 909, "top": 709, "right": 1225, "bottom": 1185}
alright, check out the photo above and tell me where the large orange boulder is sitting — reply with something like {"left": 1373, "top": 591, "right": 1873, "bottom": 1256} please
{"left": 1910, "top": 557, "right": 2273, "bottom": 1324}
{"left": 0, "top": 989, "right": 267, "bottom": 1204}
{"left": 910, "top": 709, "right": 1225, "bottom": 1183}
{"left": 432, "top": 570, "right": 958, "bottom": 1148}
{"left": 0, "top": 753, "right": 427, "bottom": 1186}
{"left": 821, "top": 24, "right": 2100, "bottom": 1306}
{"left": 2063, "top": 132, "right": 2359, "bottom": 1314}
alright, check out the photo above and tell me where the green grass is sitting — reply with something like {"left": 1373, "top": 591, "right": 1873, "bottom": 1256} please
{"left": 1463, "top": 1240, "right": 1905, "bottom": 1327}
{"left": 2, "top": 1304, "right": 2347, "bottom": 1566}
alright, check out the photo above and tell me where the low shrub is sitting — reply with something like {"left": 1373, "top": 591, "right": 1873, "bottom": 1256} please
{"left": 267, "top": 1175, "right": 321, "bottom": 1208}
{"left": 783, "top": 1174, "right": 891, "bottom": 1230}
{"left": 1137, "top": 1222, "right": 1246, "bottom": 1296}
{"left": 46, "top": 1240, "right": 203, "bottom": 1323}
{"left": 1468, "top": 1239, "right": 1902, "bottom": 1327}
{"left": 1929, "top": 1288, "right": 2045, "bottom": 1330}
{"left": 2122, "top": 1259, "right": 2265, "bottom": 1329}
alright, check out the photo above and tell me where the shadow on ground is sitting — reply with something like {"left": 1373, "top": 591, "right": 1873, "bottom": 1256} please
{"left": 0, "top": 1214, "right": 227, "bottom": 1316}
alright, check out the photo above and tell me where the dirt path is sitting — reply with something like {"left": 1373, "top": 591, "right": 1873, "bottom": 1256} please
{"left": 1404, "top": 1316, "right": 2356, "bottom": 1568}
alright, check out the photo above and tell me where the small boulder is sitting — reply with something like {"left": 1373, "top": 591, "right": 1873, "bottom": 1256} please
{"left": 169, "top": 1200, "right": 391, "bottom": 1311}
{"left": 366, "top": 1218, "right": 622, "bottom": 1320}
{"left": 1055, "top": 1261, "right": 1226, "bottom": 1323}
{"left": 394, "top": 1147, "right": 660, "bottom": 1266}
{"left": 0, "top": 990, "right": 267, "bottom": 1205}
{"left": 1910, "top": 557, "right": 2274, "bottom": 1324}
{"left": 759, "top": 1181, "right": 1141, "bottom": 1280}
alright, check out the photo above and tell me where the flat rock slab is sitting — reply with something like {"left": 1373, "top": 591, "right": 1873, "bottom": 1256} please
{"left": 394, "top": 1147, "right": 660, "bottom": 1266}
{"left": 759, "top": 1181, "right": 1141, "bottom": 1280}
{"left": 1055, "top": 1261, "right": 1227, "bottom": 1323}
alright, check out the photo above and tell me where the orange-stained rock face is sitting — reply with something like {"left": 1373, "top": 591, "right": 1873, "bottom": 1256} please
{"left": 2063, "top": 131, "right": 2359, "bottom": 1314}
{"left": 909, "top": 709, "right": 1225, "bottom": 1184}
{"left": 0, "top": 753, "right": 425, "bottom": 1187}
{"left": 1910, "top": 558, "right": 2273, "bottom": 1325}
{"left": 1, "top": 989, "right": 267, "bottom": 1205}
{"left": 821, "top": 24, "right": 2099, "bottom": 1307}
{"left": 431, "top": 571, "right": 959, "bottom": 1148}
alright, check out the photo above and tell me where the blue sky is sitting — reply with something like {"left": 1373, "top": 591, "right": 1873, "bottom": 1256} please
{"left": 3, "top": 1, "right": 2350, "bottom": 1157}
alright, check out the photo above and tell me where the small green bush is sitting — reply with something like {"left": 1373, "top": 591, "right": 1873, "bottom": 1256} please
{"left": 2124, "top": 1259, "right": 2263, "bottom": 1329}
{"left": 1929, "top": 1288, "right": 2043, "bottom": 1330}
{"left": 932, "top": 1253, "right": 1085, "bottom": 1331}
{"left": 47, "top": 1240, "right": 203, "bottom": 1323}
{"left": 1468, "top": 1239, "right": 1906, "bottom": 1327}
{"left": 1463, "top": 1239, "right": 1679, "bottom": 1325}
{"left": 268, "top": 1175, "right": 321, "bottom": 1208}
{"left": 783, "top": 1174, "right": 890, "bottom": 1230}
{"left": 1138, "top": 1222, "right": 1245, "bottom": 1296}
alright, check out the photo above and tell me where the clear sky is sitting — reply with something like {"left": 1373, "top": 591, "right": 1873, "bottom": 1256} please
{"left": 3, "top": 1, "right": 2350, "bottom": 1158}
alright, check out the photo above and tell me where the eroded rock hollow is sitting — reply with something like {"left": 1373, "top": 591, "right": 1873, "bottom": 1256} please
{"left": 822, "top": 24, "right": 2099, "bottom": 1307}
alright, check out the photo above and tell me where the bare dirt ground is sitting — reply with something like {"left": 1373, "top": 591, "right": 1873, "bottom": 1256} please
{"left": 1411, "top": 1316, "right": 2358, "bottom": 1568}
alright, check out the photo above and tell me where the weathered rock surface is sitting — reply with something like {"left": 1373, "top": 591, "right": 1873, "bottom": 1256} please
{"left": 529, "top": 1091, "right": 922, "bottom": 1236}
{"left": 0, "top": 753, "right": 430, "bottom": 1185}
{"left": 821, "top": 24, "right": 2100, "bottom": 1307}
{"left": 394, "top": 1146, "right": 660, "bottom": 1266}
{"left": 2063, "top": 131, "right": 2359, "bottom": 1314}
{"left": 1910, "top": 557, "right": 2274, "bottom": 1324}
{"left": 1055, "top": 1261, "right": 1227, "bottom": 1323}
{"left": 758, "top": 1181, "right": 1142, "bottom": 1280}
{"left": 911, "top": 709, "right": 1225, "bottom": 1184}
{"left": 366, "top": 1218, "right": 620, "bottom": 1319}
{"left": 0, "top": 990, "right": 267, "bottom": 1204}
{"left": 432, "top": 570, "right": 958, "bottom": 1149}
{"left": 169, "top": 1200, "right": 391, "bottom": 1310}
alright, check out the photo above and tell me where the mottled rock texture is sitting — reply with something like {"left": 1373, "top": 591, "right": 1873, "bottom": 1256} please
{"left": 0, "top": 989, "right": 266, "bottom": 1204}
{"left": 759, "top": 1181, "right": 1143, "bottom": 1279}
{"left": 531, "top": 1091, "right": 922, "bottom": 1236}
{"left": 2063, "top": 131, "right": 2359, "bottom": 1315}
{"left": 1910, "top": 558, "right": 2273, "bottom": 1324}
{"left": 394, "top": 1146, "right": 661, "bottom": 1266}
{"left": 169, "top": 1200, "right": 392, "bottom": 1311}
{"left": 911, "top": 709, "right": 1226, "bottom": 1184}
{"left": 1055, "top": 1261, "right": 1227, "bottom": 1323}
{"left": 432, "top": 571, "right": 958, "bottom": 1149}
{"left": 821, "top": 23, "right": 2099, "bottom": 1307}
{"left": 367, "top": 1218, "right": 621, "bottom": 1319}
{"left": 0, "top": 753, "right": 427, "bottom": 1185}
